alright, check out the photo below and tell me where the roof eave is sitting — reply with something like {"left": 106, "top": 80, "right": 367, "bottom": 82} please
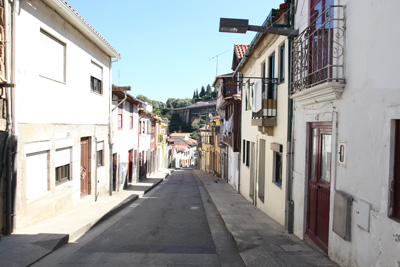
{"left": 43, "top": 0, "right": 121, "bottom": 60}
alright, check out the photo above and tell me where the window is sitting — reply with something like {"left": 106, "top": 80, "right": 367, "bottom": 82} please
{"left": 271, "top": 143, "right": 283, "bottom": 186}
{"left": 55, "top": 147, "right": 71, "bottom": 184}
{"left": 246, "top": 140, "right": 250, "bottom": 167}
{"left": 245, "top": 82, "right": 251, "bottom": 111}
{"left": 40, "top": 30, "right": 65, "bottom": 82}
{"left": 269, "top": 53, "right": 275, "bottom": 79}
{"left": 91, "top": 76, "right": 102, "bottom": 94}
{"left": 129, "top": 103, "right": 134, "bottom": 129}
{"left": 279, "top": 44, "right": 285, "bottom": 83}
{"left": 118, "top": 104, "right": 123, "bottom": 129}
{"left": 262, "top": 61, "right": 266, "bottom": 98}
{"left": 242, "top": 139, "right": 246, "bottom": 163}
{"left": 97, "top": 142, "right": 104, "bottom": 167}
{"left": 391, "top": 120, "right": 400, "bottom": 220}
{"left": 26, "top": 151, "right": 49, "bottom": 201}
{"left": 90, "top": 61, "right": 103, "bottom": 94}
{"left": 309, "top": 0, "right": 335, "bottom": 85}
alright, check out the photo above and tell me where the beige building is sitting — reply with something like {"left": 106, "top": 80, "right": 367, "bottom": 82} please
{"left": 237, "top": 3, "right": 291, "bottom": 227}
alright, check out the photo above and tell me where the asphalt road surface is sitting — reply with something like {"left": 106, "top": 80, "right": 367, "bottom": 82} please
{"left": 34, "top": 168, "right": 244, "bottom": 267}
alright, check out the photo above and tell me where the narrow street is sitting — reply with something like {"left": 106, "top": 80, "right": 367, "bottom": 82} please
{"left": 33, "top": 169, "right": 244, "bottom": 267}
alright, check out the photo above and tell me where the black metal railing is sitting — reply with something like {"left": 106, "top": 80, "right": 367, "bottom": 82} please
{"left": 291, "top": 5, "right": 345, "bottom": 93}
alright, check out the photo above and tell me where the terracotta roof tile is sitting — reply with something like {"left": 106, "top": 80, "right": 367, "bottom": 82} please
{"left": 234, "top": 44, "right": 249, "bottom": 61}
{"left": 170, "top": 133, "right": 190, "bottom": 137}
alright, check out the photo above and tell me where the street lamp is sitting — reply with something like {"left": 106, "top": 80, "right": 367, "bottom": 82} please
{"left": 219, "top": 18, "right": 299, "bottom": 36}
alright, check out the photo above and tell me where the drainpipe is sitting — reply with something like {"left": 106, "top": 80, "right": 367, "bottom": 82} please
{"left": 94, "top": 137, "right": 98, "bottom": 201}
{"left": 5, "top": 0, "right": 17, "bottom": 235}
{"left": 108, "top": 58, "right": 120, "bottom": 196}
{"left": 285, "top": 0, "right": 295, "bottom": 234}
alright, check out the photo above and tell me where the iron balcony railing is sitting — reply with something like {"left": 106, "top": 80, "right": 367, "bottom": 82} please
{"left": 291, "top": 5, "right": 346, "bottom": 93}
{"left": 252, "top": 81, "right": 278, "bottom": 119}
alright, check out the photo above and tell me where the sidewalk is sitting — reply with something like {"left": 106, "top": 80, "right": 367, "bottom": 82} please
{"left": 0, "top": 169, "right": 173, "bottom": 267}
{"left": 194, "top": 170, "right": 337, "bottom": 267}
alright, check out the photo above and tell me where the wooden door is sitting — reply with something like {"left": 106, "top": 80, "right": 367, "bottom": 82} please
{"left": 128, "top": 150, "right": 133, "bottom": 183}
{"left": 307, "top": 122, "right": 332, "bottom": 254}
{"left": 80, "top": 138, "right": 90, "bottom": 198}
{"left": 113, "top": 153, "right": 117, "bottom": 191}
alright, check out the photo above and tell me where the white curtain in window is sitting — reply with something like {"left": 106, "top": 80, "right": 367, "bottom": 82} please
{"left": 252, "top": 80, "right": 262, "bottom": 113}
{"left": 91, "top": 61, "right": 103, "bottom": 80}
{"left": 40, "top": 31, "right": 65, "bottom": 82}
{"left": 55, "top": 147, "right": 71, "bottom": 167}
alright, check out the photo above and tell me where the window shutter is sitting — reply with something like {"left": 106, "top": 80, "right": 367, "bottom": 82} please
{"left": 26, "top": 151, "right": 49, "bottom": 201}
{"left": 91, "top": 62, "right": 103, "bottom": 80}
{"left": 55, "top": 147, "right": 71, "bottom": 167}
{"left": 40, "top": 30, "right": 65, "bottom": 82}
{"left": 97, "top": 142, "right": 104, "bottom": 151}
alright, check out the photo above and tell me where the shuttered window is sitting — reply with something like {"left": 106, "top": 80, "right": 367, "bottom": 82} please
{"left": 97, "top": 142, "right": 104, "bottom": 167}
{"left": 55, "top": 147, "right": 71, "bottom": 184}
{"left": 90, "top": 62, "right": 103, "bottom": 94}
{"left": 26, "top": 151, "right": 49, "bottom": 201}
{"left": 40, "top": 30, "right": 66, "bottom": 83}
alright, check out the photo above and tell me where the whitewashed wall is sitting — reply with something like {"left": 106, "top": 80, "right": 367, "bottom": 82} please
{"left": 13, "top": 0, "right": 114, "bottom": 229}
{"left": 291, "top": 0, "right": 400, "bottom": 266}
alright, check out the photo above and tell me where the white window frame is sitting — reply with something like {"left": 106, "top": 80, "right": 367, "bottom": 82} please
{"left": 55, "top": 147, "right": 72, "bottom": 185}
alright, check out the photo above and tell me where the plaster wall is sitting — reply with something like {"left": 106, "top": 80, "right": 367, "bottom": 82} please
{"left": 14, "top": 0, "right": 111, "bottom": 127}
{"left": 15, "top": 124, "right": 109, "bottom": 229}
{"left": 12, "top": 0, "right": 114, "bottom": 229}
{"left": 112, "top": 100, "right": 139, "bottom": 187}
{"left": 239, "top": 35, "right": 289, "bottom": 226}
{"left": 227, "top": 147, "right": 239, "bottom": 191}
{"left": 291, "top": 0, "right": 400, "bottom": 266}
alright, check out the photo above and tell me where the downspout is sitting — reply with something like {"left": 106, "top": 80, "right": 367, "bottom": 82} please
{"left": 108, "top": 58, "right": 120, "bottom": 196}
{"left": 285, "top": 0, "right": 295, "bottom": 234}
{"left": 5, "top": 0, "right": 16, "bottom": 235}
{"left": 94, "top": 137, "right": 98, "bottom": 201}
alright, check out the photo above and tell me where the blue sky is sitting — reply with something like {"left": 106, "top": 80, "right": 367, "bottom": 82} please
{"left": 66, "top": 0, "right": 283, "bottom": 103}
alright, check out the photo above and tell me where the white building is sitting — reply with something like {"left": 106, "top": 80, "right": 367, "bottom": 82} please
{"left": 111, "top": 88, "right": 141, "bottom": 191}
{"left": 12, "top": 0, "right": 120, "bottom": 229}
{"left": 138, "top": 102, "right": 153, "bottom": 179}
{"left": 169, "top": 133, "right": 197, "bottom": 168}
{"left": 290, "top": 0, "right": 400, "bottom": 265}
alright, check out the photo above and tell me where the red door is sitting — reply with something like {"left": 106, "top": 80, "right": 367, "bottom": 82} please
{"left": 307, "top": 122, "right": 332, "bottom": 254}
{"left": 113, "top": 153, "right": 117, "bottom": 191}
{"left": 80, "top": 138, "right": 91, "bottom": 198}
{"left": 128, "top": 149, "right": 133, "bottom": 183}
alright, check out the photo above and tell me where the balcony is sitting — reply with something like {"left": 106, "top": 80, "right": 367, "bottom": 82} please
{"left": 252, "top": 81, "right": 278, "bottom": 128}
{"left": 291, "top": 5, "right": 346, "bottom": 105}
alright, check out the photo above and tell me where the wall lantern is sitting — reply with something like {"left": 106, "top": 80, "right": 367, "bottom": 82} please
{"left": 219, "top": 18, "right": 299, "bottom": 36}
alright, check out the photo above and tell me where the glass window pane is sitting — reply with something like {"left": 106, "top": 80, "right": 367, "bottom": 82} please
{"left": 310, "top": 128, "right": 317, "bottom": 181}
{"left": 320, "top": 134, "right": 332, "bottom": 183}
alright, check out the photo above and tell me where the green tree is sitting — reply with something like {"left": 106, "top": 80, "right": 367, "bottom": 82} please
{"left": 199, "top": 86, "right": 206, "bottom": 98}
{"left": 206, "top": 84, "right": 212, "bottom": 95}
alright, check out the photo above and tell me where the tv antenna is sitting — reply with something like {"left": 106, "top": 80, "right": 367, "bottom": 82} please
{"left": 209, "top": 50, "right": 229, "bottom": 76}
{"left": 118, "top": 69, "right": 121, "bottom": 85}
